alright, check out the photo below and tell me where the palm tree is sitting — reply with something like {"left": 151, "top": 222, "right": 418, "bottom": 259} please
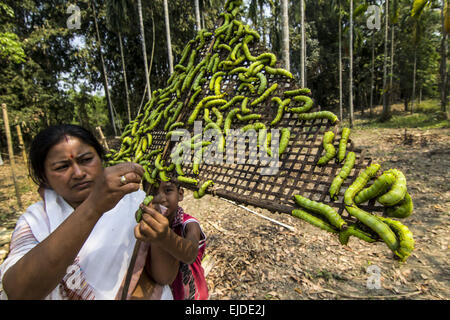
{"left": 349, "top": 0, "right": 354, "bottom": 127}
{"left": 163, "top": 0, "right": 174, "bottom": 75}
{"left": 281, "top": 0, "right": 290, "bottom": 71}
{"left": 300, "top": 0, "right": 306, "bottom": 87}
{"left": 106, "top": 0, "right": 133, "bottom": 123}
{"left": 90, "top": 0, "right": 117, "bottom": 135}
{"left": 381, "top": 0, "right": 391, "bottom": 121}
{"left": 412, "top": 0, "right": 449, "bottom": 117}
{"left": 195, "top": 0, "right": 202, "bottom": 30}
{"left": 248, "top": 0, "right": 269, "bottom": 45}
{"left": 137, "top": 0, "right": 152, "bottom": 101}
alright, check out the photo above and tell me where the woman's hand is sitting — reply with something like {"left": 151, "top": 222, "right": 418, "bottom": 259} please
{"left": 134, "top": 203, "right": 171, "bottom": 245}
{"left": 86, "top": 162, "right": 144, "bottom": 215}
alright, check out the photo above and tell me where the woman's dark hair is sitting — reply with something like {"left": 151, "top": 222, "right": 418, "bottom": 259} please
{"left": 29, "top": 124, "right": 105, "bottom": 187}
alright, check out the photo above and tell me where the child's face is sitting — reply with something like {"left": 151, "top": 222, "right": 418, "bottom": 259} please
{"left": 152, "top": 181, "right": 183, "bottom": 222}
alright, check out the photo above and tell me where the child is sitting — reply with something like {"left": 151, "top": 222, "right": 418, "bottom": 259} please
{"left": 135, "top": 180, "right": 208, "bottom": 300}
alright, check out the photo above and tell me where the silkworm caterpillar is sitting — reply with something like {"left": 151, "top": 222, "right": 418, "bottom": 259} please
{"left": 345, "top": 205, "right": 399, "bottom": 252}
{"left": 293, "top": 195, "right": 347, "bottom": 230}
{"left": 219, "top": 95, "right": 245, "bottom": 111}
{"left": 177, "top": 176, "right": 198, "bottom": 186}
{"left": 194, "top": 180, "right": 214, "bottom": 199}
{"left": 240, "top": 97, "right": 250, "bottom": 114}
{"left": 193, "top": 146, "right": 208, "bottom": 175}
{"left": 186, "top": 49, "right": 198, "bottom": 71}
{"left": 329, "top": 151, "right": 356, "bottom": 200}
{"left": 224, "top": 107, "right": 241, "bottom": 135}
{"left": 179, "top": 42, "right": 192, "bottom": 66}
{"left": 337, "top": 127, "right": 351, "bottom": 163}
{"left": 377, "top": 169, "right": 407, "bottom": 207}
{"left": 344, "top": 163, "right": 381, "bottom": 206}
{"left": 297, "top": 111, "right": 339, "bottom": 124}
{"left": 288, "top": 95, "right": 314, "bottom": 114}
{"left": 256, "top": 72, "right": 267, "bottom": 95}
{"left": 354, "top": 170, "right": 396, "bottom": 205}
{"left": 237, "top": 82, "right": 255, "bottom": 94}
{"left": 236, "top": 113, "right": 261, "bottom": 122}
{"left": 378, "top": 216, "right": 414, "bottom": 262}
{"left": 250, "top": 83, "right": 278, "bottom": 106}
{"left": 385, "top": 192, "right": 413, "bottom": 219}
{"left": 270, "top": 97, "right": 291, "bottom": 126}
{"left": 278, "top": 128, "right": 290, "bottom": 156}
{"left": 317, "top": 131, "right": 336, "bottom": 166}
{"left": 256, "top": 52, "right": 277, "bottom": 67}
{"left": 135, "top": 195, "right": 154, "bottom": 222}
{"left": 338, "top": 224, "right": 377, "bottom": 245}
{"left": 284, "top": 88, "right": 311, "bottom": 97}
{"left": 229, "top": 66, "right": 249, "bottom": 75}
{"left": 168, "top": 122, "right": 185, "bottom": 132}
{"left": 214, "top": 75, "right": 223, "bottom": 95}
{"left": 204, "top": 122, "right": 226, "bottom": 153}
{"left": 238, "top": 73, "right": 258, "bottom": 83}
{"left": 264, "top": 66, "right": 293, "bottom": 79}
{"left": 291, "top": 209, "right": 339, "bottom": 234}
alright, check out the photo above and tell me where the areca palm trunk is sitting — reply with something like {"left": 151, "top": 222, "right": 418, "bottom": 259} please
{"left": 349, "top": 0, "right": 354, "bottom": 127}
{"left": 338, "top": 0, "right": 343, "bottom": 120}
{"left": 370, "top": 30, "right": 375, "bottom": 117}
{"left": 90, "top": 0, "right": 117, "bottom": 135}
{"left": 194, "top": 0, "right": 201, "bottom": 31}
{"left": 137, "top": 0, "right": 152, "bottom": 101}
{"left": 412, "top": 48, "right": 417, "bottom": 114}
{"left": 281, "top": 0, "right": 290, "bottom": 71}
{"left": 381, "top": 0, "right": 390, "bottom": 121}
{"left": 164, "top": 0, "right": 174, "bottom": 75}
{"left": 118, "top": 32, "right": 132, "bottom": 122}
{"left": 301, "top": 0, "right": 306, "bottom": 87}
{"left": 440, "top": 0, "right": 448, "bottom": 117}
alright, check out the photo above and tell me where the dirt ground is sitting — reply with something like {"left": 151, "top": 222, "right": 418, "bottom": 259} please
{"left": 0, "top": 126, "right": 449, "bottom": 300}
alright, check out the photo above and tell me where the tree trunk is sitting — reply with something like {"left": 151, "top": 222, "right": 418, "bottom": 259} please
{"left": 349, "top": 0, "right": 354, "bottom": 127}
{"left": 390, "top": 19, "right": 395, "bottom": 108}
{"left": 338, "top": 0, "right": 343, "bottom": 121}
{"left": 259, "top": 1, "right": 266, "bottom": 45}
{"left": 118, "top": 32, "right": 132, "bottom": 123}
{"left": 281, "top": 0, "right": 290, "bottom": 72}
{"left": 137, "top": 0, "right": 152, "bottom": 102}
{"left": 440, "top": 0, "right": 448, "bottom": 117}
{"left": 370, "top": 31, "right": 375, "bottom": 118}
{"left": 194, "top": 0, "right": 201, "bottom": 31}
{"left": 164, "top": 0, "right": 174, "bottom": 75}
{"left": 91, "top": 0, "right": 117, "bottom": 136}
{"left": 412, "top": 48, "right": 417, "bottom": 114}
{"left": 381, "top": 0, "right": 390, "bottom": 121}
{"left": 301, "top": 0, "right": 305, "bottom": 87}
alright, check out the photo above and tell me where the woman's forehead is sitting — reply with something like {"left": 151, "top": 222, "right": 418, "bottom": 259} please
{"left": 46, "top": 136, "right": 95, "bottom": 162}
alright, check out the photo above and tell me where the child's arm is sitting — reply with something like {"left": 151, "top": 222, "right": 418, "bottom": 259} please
{"left": 134, "top": 204, "right": 201, "bottom": 285}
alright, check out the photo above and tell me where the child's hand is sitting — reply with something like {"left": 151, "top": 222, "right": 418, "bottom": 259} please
{"left": 134, "top": 203, "right": 171, "bottom": 244}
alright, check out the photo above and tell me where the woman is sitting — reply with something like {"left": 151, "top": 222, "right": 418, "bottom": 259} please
{"left": 0, "top": 124, "right": 176, "bottom": 299}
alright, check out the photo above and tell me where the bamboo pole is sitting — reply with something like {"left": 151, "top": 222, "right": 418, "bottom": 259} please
{"left": 2, "top": 103, "right": 22, "bottom": 209}
{"left": 16, "top": 124, "right": 28, "bottom": 165}
{"left": 96, "top": 126, "right": 109, "bottom": 151}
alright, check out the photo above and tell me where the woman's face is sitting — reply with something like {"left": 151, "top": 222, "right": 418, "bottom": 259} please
{"left": 44, "top": 135, "right": 103, "bottom": 208}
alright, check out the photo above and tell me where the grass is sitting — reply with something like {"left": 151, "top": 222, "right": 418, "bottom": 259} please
{"left": 342, "top": 99, "right": 450, "bottom": 130}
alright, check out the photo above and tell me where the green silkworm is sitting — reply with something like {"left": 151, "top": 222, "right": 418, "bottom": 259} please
{"left": 168, "top": 122, "right": 185, "bottom": 132}
{"left": 240, "top": 97, "right": 250, "bottom": 114}
{"left": 354, "top": 170, "right": 396, "bottom": 205}
{"left": 219, "top": 95, "right": 245, "bottom": 111}
{"left": 242, "top": 40, "right": 256, "bottom": 62}
{"left": 179, "top": 42, "right": 192, "bottom": 66}
{"left": 385, "top": 192, "right": 413, "bottom": 219}
{"left": 177, "top": 176, "right": 198, "bottom": 186}
{"left": 250, "top": 83, "right": 278, "bottom": 106}
{"left": 204, "top": 122, "right": 225, "bottom": 153}
{"left": 284, "top": 88, "right": 312, "bottom": 97}
{"left": 378, "top": 217, "right": 414, "bottom": 262}
{"left": 188, "top": 88, "right": 202, "bottom": 108}
{"left": 214, "top": 76, "right": 223, "bottom": 95}
{"left": 337, "top": 128, "right": 351, "bottom": 163}
{"left": 212, "top": 55, "right": 220, "bottom": 74}
{"left": 207, "top": 53, "right": 219, "bottom": 73}
{"left": 241, "top": 121, "right": 265, "bottom": 133}
{"left": 338, "top": 224, "right": 377, "bottom": 245}
{"left": 297, "top": 111, "right": 339, "bottom": 123}
{"left": 187, "top": 94, "right": 226, "bottom": 125}
{"left": 278, "top": 128, "right": 290, "bottom": 156}
{"left": 293, "top": 195, "right": 347, "bottom": 230}
{"left": 288, "top": 95, "right": 314, "bottom": 114}
{"left": 264, "top": 66, "right": 293, "bottom": 79}
{"left": 246, "top": 61, "right": 264, "bottom": 76}
{"left": 135, "top": 195, "right": 154, "bottom": 223}
{"left": 237, "top": 83, "right": 255, "bottom": 94}
{"left": 218, "top": 43, "right": 232, "bottom": 52}
{"left": 236, "top": 113, "right": 261, "bottom": 122}
{"left": 344, "top": 163, "right": 381, "bottom": 206}
{"left": 194, "top": 180, "right": 214, "bottom": 199}
{"left": 291, "top": 209, "right": 338, "bottom": 234}
{"left": 230, "top": 43, "right": 242, "bottom": 61}
{"left": 270, "top": 97, "right": 290, "bottom": 126}
{"left": 256, "top": 52, "right": 277, "bottom": 67}
{"left": 345, "top": 205, "right": 399, "bottom": 252}
{"left": 224, "top": 107, "right": 241, "bottom": 135}
{"left": 256, "top": 72, "right": 267, "bottom": 95}
{"left": 317, "top": 131, "right": 336, "bottom": 166}
{"left": 192, "top": 66, "right": 207, "bottom": 91}
{"left": 193, "top": 146, "right": 208, "bottom": 175}
{"left": 377, "top": 169, "right": 407, "bottom": 207}
{"left": 175, "top": 161, "right": 185, "bottom": 176}
{"left": 186, "top": 49, "right": 197, "bottom": 70}
{"left": 159, "top": 170, "right": 170, "bottom": 182}
{"left": 229, "top": 66, "right": 249, "bottom": 75}
{"left": 329, "top": 151, "right": 356, "bottom": 200}
{"left": 238, "top": 73, "right": 258, "bottom": 83}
